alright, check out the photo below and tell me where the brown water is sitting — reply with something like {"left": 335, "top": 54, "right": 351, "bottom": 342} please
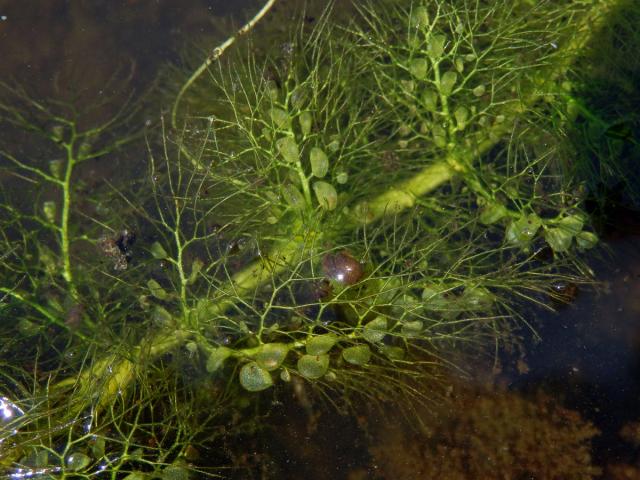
{"left": 1, "top": 1, "right": 639, "bottom": 478}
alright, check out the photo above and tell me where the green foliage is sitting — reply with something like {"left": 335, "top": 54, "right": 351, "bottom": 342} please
{"left": 559, "top": 0, "right": 640, "bottom": 210}
{"left": 240, "top": 361, "right": 274, "bottom": 391}
{"left": 0, "top": 0, "right": 629, "bottom": 476}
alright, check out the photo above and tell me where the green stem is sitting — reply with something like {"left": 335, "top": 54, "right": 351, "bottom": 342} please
{"left": 174, "top": 0, "right": 612, "bottom": 318}
{"left": 173, "top": 212, "right": 189, "bottom": 320}
{"left": 294, "top": 150, "right": 313, "bottom": 209}
{"left": 170, "top": 0, "right": 278, "bottom": 131}
{"left": 0, "top": 287, "right": 88, "bottom": 340}
{"left": 61, "top": 0, "right": 619, "bottom": 415}
{"left": 61, "top": 330, "right": 185, "bottom": 409}
{"left": 211, "top": 218, "right": 312, "bottom": 316}
{"left": 60, "top": 130, "right": 78, "bottom": 299}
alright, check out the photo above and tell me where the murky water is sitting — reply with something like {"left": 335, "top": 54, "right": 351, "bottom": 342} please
{"left": 1, "top": 1, "right": 639, "bottom": 478}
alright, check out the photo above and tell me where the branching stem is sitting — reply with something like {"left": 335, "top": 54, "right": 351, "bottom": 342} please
{"left": 171, "top": 0, "right": 278, "bottom": 131}
{"left": 49, "top": 0, "right": 621, "bottom": 425}
{"left": 60, "top": 129, "right": 78, "bottom": 298}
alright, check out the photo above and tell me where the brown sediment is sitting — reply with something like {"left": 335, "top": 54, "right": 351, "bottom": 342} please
{"left": 367, "top": 383, "right": 600, "bottom": 480}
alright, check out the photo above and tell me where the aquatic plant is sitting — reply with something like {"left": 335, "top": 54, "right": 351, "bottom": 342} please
{"left": 0, "top": 0, "right": 625, "bottom": 477}
{"left": 559, "top": 0, "right": 640, "bottom": 213}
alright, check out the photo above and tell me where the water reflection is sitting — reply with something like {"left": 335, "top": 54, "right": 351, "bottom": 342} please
{"left": 0, "top": 396, "right": 25, "bottom": 444}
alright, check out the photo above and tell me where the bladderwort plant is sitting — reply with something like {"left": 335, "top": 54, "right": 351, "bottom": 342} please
{"left": 0, "top": 73, "right": 141, "bottom": 333}
{"left": 0, "top": 0, "right": 627, "bottom": 477}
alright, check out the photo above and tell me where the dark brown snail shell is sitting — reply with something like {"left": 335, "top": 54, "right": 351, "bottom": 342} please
{"left": 322, "top": 251, "right": 364, "bottom": 286}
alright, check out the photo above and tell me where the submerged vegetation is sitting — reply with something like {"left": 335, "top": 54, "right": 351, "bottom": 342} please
{"left": 0, "top": 0, "right": 632, "bottom": 477}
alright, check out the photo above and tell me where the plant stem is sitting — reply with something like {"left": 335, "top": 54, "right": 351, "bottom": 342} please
{"left": 0, "top": 287, "right": 88, "bottom": 340}
{"left": 60, "top": 129, "right": 78, "bottom": 299}
{"left": 295, "top": 157, "right": 313, "bottom": 209}
{"left": 171, "top": 0, "right": 278, "bottom": 131}
{"left": 64, "top": 0, "right": 620, "bottom": 415}
{"left": 173, "top": 210, "right": 189, "bottom": 320}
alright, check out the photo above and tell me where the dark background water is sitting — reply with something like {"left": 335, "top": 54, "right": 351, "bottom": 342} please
{"left": 0, "top": 0, "right": 257, "bottom": 88}
{"left": 1, "top": 0, "right": 639, "bottom": 478}
{"left": 518, "top": 236, "right": 640, "bottom": 469}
